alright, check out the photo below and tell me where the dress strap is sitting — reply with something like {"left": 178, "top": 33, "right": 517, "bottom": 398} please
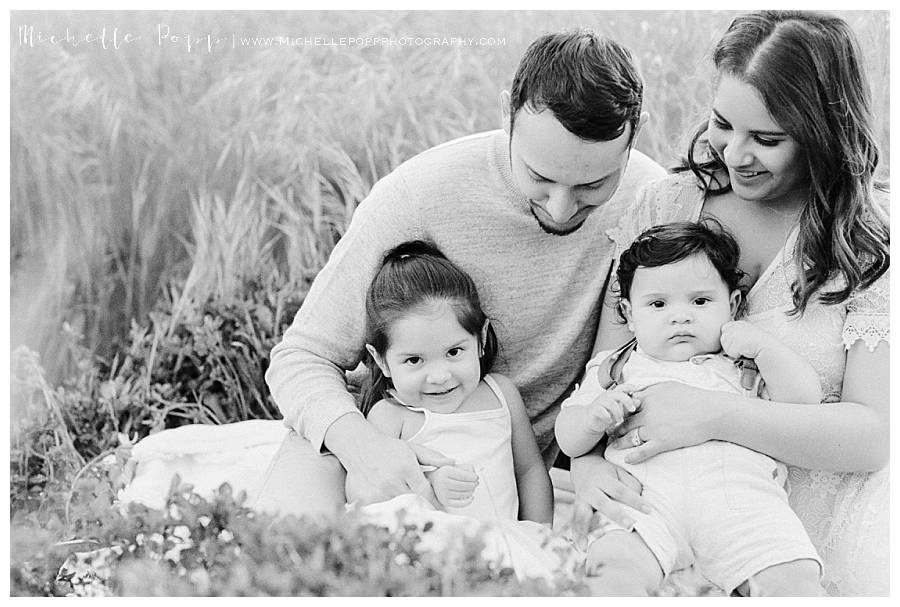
{"left": 385, "top": 389, "right": 427, "bottom": 413}
{"left": 481, "top": 374, "right": 509, "bottom": 411}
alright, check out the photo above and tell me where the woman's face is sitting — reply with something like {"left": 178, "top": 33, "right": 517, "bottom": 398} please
{"left": 707, "top": 74, "right": 808, "bottom": 207}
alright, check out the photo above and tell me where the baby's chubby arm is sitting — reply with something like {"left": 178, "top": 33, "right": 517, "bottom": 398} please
{"left": 555, "top": 360, "right": 638, "bottom": 458}
{"left": 720, "top": 320, "right": 823, "bottom": 404}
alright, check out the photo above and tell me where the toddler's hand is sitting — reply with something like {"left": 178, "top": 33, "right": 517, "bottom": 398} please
{"left": 721, "top": 320, "right": 776, "bottom": 360}
{"left": 585, "top": 389, "right": 638, "bottom": 435}
{"left": 425, "top": 464, "right": 478, "bottom": 509}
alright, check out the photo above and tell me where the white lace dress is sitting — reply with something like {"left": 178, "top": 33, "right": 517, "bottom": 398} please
{"left": 608, "top": 172, "right": 890, "bottom": 596}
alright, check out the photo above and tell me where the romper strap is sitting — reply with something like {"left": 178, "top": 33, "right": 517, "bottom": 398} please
{"left": 596, "top": 338, "right": 639, "bottom": 389}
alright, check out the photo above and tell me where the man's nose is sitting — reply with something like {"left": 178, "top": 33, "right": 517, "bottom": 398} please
{"left": 544, "top": 187, "right": 578, "bottom": 223}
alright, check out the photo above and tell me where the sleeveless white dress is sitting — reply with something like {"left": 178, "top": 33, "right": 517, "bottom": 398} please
{"left": 398, "top": 373, "right": 519, "bottom": 521}
{"left": 607, "top": 172, "right": 890, "bottom": 596}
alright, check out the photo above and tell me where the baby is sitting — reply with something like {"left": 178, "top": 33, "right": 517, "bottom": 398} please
{"left": 556, "top": 221, "right": 824, "bottom": 596}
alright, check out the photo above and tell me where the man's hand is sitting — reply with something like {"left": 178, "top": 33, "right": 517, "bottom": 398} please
{"left": 425, "top": 464, "right": 478, "bottom": 509}
{"left": 568, "top": 448, "right": 647, "bottom": 542}
{"left": 333, "top": 415, "right": 454, "bottom": 507}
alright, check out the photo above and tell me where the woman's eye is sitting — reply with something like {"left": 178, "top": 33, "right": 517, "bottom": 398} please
{"left": 711, "top": 117, "right": 730, "bottom": 130}
{"left": 754, "top": 136, "right": 781, "bottom": 147}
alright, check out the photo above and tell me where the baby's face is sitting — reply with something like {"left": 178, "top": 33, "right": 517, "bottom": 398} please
{"left": 622, "top": 253, "right": 738, "bottom": 362}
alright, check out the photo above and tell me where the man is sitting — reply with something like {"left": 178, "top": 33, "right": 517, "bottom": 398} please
{"left": 256, "top": 29, "right": 666, "bottom": 516}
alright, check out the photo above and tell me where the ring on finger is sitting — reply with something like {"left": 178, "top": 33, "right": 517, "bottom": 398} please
{"left": 631, "top": 427, "right": 644, "bottom": 447}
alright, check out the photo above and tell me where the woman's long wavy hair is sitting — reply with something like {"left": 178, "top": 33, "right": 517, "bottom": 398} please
{"left": 678, "top": 10, "right": 889, "bottom": 315}
{"left": 359, "top": 240, "right": 499, "bottom": 417}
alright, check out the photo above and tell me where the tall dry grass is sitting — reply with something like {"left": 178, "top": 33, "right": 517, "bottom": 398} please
{"left": 10, "top": 10, "right": 890, "bottom": 388}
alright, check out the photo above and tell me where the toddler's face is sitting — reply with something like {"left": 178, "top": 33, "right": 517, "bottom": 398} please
{"left": 622, "top": 253, "right": 739, "bottom": 362}
{"left": 369, "top": 302, "right": 482, "bottom": 413}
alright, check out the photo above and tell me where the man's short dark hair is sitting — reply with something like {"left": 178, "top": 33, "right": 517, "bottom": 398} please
{"left": 509, "top": 29, "right": 643, "bottom": 143}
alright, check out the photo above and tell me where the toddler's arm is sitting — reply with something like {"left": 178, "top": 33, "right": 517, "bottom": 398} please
{"left": 721, "top": 321, "right": 822, "bottom": 404}
{"left": 368, "top": 400, "right": 473, "bottom": 509}
{"left": 492, "top": 374, "right": 553, "bottom": 526}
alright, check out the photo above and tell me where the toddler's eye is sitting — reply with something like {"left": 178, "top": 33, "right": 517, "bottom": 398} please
{"left": 404, "top": 356, "right": 422, "bottom": 365}
{"left": 447, "top": 347, "right": 462, "bottom": 358}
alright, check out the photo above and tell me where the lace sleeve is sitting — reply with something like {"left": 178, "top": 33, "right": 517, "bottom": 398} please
{"left": 606, "top": 183, "right": 656, "bottom": 258}
{"left": 843, "top": 267, "right": 890, "bottom": 352}
{"left": 606, "top": 172, "right": 702, "bottom": 259}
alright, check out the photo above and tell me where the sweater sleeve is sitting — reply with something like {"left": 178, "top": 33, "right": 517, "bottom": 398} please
{"left": 265, "top": 171, "right": 421, "bottom": 452}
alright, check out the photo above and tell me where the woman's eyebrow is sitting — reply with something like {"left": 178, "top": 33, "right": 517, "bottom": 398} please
{"left": 712, "top": 108, "right": 786, "bottom": 137}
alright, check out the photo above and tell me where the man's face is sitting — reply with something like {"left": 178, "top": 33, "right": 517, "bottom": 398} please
{"left": 505, "top": 106, "right": 633, "bottom": 236}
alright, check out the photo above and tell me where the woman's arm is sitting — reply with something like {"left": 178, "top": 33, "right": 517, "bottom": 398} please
{"left": 494, "top": 374, "right": 554, "bottom": 525}
{"left": 614, "top": 340, "right": 889, "bottom": 472}
{"left": 720, "top": 320, "right": 822, "bottom": 404}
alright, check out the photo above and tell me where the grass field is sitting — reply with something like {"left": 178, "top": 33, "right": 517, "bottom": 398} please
{"left": 10, "top": 10, "right": 890, "bottom": 386}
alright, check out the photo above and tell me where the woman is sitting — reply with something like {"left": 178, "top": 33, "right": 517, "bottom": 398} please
{"left": 572, "top": 10, "right": 889, "bottom": 596}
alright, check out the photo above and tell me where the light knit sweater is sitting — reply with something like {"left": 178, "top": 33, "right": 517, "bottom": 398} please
{"left": 266, "top": 129, "right": 665, "bottom": 465}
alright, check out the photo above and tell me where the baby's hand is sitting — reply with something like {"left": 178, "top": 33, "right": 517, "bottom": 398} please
{"left": 585, "top": 389, "right": 638, "bottom": 435}
{"left": 721, "top": 320, "right": 777, "bottom": 360}
{"left": 425, "top": 464, "right": 478, "bottom": 509}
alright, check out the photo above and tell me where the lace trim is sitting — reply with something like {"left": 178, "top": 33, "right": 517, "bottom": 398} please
{"left": 842, "top": 315, "right": 890, "bottom": 352}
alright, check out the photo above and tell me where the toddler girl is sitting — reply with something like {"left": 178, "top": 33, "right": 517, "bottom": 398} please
{"left": 361, "top": 240, "right": 553, "bottom": 525}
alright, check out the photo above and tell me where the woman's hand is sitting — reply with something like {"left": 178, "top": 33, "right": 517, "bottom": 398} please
{"left": 568, "top": 448, "right": 647, "bottom": 541}
{"left": 609, "top": 382, "right": 729, "bottom": 464}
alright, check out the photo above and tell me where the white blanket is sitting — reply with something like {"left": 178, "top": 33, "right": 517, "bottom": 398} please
{"left": 117, "top": 421, "right": 579, "bottom": 584}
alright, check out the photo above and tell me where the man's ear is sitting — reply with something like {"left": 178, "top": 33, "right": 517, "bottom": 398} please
{"left": 365, "top": 344, "right": 390, "bottom": 378}
{"left": 729, "top": 290, "right": 742, "bottom": 318}
{"left": 630, "top": 111, "right": 649, "bottom": 147}
{"left": 620, "top": 299, "right": 635, "bottom": 332}
{"left": 499, "top": 90, "right": 511, "bottom": 134}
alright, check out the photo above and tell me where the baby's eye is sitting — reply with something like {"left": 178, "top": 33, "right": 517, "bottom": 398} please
{"left": 694, "top": 297, "right": 711, "bottom": 306}
{"left": 447, "top": 347, "right": 463, "bottom": 358}
{"left": 649, "top": 300, "right": 665, "bottom": 309}
{"left": 404, "top": 356, "right": 422, "bottom": 365}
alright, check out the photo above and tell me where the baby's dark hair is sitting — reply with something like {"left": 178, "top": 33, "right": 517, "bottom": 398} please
{"left": 359, "top": 240, "right": 499, "bottom": 416}
{"left": 615, "top": 220, "right": 747, "bottom": 321}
